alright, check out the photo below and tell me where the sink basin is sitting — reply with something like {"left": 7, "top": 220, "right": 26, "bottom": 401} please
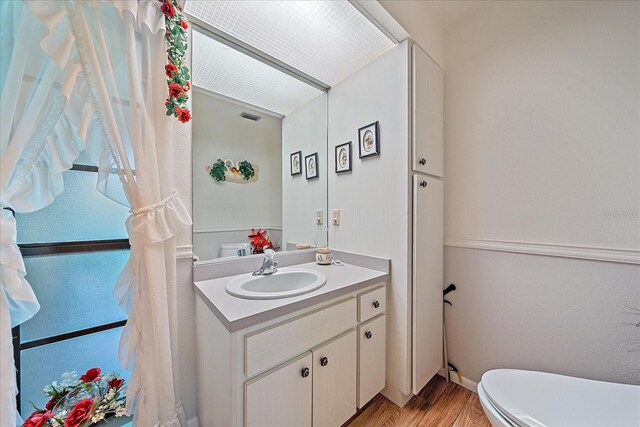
{"left": 225, "top": 268, "right": 327, "bottom": 300}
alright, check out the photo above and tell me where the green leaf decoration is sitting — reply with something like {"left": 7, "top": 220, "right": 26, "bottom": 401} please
{"left": 238, "top": 161, "right": 255, "bottom": 181}
{"left": 210, "top": 159, "right": 227, "bottom": 182}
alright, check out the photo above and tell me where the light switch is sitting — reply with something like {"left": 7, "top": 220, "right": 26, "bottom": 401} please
{"left": 316, "top": 209, "right": 324, "bottom": 225}
{"left": 332, "top": 209, "right": 340, "bottom": 225}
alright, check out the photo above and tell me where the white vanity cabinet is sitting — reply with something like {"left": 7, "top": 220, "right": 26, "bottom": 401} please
{"left": 195, "top": 282, "right": 387, "bottom": 427}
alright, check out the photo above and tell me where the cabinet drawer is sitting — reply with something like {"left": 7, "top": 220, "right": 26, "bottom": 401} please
{"left": 358, "top": 315, "right": 386, "bottom": 408}
{"left": 358, "top": 286, "right": 386, "bottom": 322}
{"left": 245, "top": 298, "right": 357, "bottom": 378}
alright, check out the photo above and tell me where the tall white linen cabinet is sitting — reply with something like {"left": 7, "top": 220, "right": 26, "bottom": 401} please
{"left": 411, "top": 43, "right": 444, "bottom": 395}
{"left": 327, "top": 39, "right": 444, "bottom": 404}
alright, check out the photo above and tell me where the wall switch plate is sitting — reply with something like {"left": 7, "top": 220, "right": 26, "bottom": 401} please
{"left": 332, "top": 209, "right": 340, "bottom": 225}
{"left": 316, "top": 209, "right": 324, "bottom": 225}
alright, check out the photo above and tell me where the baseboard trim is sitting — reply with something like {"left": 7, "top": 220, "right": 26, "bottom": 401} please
{"left": 380, "top": 382, "right": 414, "bottom": 407}
{"left": 187, "top": 416, "right": 199, "bottom": 427}
{"left": 437, "top": 367, "right": 478, "bottom": 393}
{"left": 444, "top": 237, "right": 640, "bottom": 265}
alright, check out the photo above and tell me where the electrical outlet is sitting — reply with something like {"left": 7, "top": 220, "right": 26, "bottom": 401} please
{"left": 332, "top": 209, "right": 340, "bottom": 225}
{"left": 316, "top": 209, "right": 324, "bottom": 225}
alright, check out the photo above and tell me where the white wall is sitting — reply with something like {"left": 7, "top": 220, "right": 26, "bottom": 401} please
{"left": 192, "top": 91, "right": 282, "bottom": 259}
{"left": 379, "top": 0, "right": 444, "bottom": 67}
{"left": 443, "top": 1, "right": 640, "bottom": 385}
{"left": 328, "top": 42, "right": 412, "bottom": 395}
{"left": 281, "top": 93, "right": 328, "bottom": 248}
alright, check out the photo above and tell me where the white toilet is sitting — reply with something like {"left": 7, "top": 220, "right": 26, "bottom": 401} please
{"left": 478, "top": 369, "right": 640, "bottom": 427}
{"left": 218, "top": 243, "right": 245, "bottom": 258}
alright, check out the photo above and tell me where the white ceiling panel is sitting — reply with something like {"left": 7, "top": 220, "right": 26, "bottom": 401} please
{"left": 185, "top": 0, "right": 396, "bottom": 87}
{"left": 192, "top": 30, "right": 323, "bottom": 116}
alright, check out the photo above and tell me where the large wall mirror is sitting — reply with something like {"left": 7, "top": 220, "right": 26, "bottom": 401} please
{"left": 191, "top": 31, "right": 328, "bottom": 262}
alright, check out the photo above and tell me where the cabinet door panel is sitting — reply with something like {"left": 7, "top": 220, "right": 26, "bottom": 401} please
{"left": 412, "top": 44, "right": 443, "bottom": 177}
{"left": 245, "top": 352, "right": 312, "bottom": 427}
{"left": 412, "top": 175, "right": 444, "bottom": 394}
{"left": 312, "top": 330, "right": 357, "bottom": 427}
{"left": 358, "top": 315, "right": 386, "bottom": 408}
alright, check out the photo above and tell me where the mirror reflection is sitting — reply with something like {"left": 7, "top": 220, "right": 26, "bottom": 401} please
{"left": 192, "top": 35, "right": 327, "bottom": 262}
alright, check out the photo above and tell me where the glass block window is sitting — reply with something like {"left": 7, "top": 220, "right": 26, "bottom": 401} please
{"left": 12, "top": 164, "right": 131, "bottom": 423}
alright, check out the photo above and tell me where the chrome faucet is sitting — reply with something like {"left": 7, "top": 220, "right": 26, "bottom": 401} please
{"left": 253, "top": 248, "right": 278, "bottom": 275}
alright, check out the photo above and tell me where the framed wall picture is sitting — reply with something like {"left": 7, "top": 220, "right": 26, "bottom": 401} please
{"left": 305, "top": 152, "right": 319, "bottom": 180}
{"left": 290, "top": 151, "right": 302, "bottom": 176}
{"left": 358, "top": 121, "right": 380, "bottom": 159}
{"left": 335, "top": 141, "right": 352, "bottom": 173}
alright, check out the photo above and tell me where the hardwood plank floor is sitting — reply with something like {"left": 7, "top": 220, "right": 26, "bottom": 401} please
{"left": 343, "top": 376, "right": 491, "bottom": 427}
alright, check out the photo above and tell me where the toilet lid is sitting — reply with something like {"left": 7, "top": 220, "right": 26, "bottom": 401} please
{"left": 481, "top": 369, "right": 640, "bottom": 427}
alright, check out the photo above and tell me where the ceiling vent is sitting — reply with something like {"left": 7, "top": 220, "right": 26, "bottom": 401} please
{"left": 240, "top": 111, "right": 262, "bottom": 121}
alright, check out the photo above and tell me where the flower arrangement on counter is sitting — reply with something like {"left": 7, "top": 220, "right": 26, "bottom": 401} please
{"left": 22, "top": 368, "right": 127, "bottom": 427}
{"left": 249, "top": 229, "right": 279, "bottom": 254}
{"left": 160, "top": 0, "right": 192, "bottom": 123}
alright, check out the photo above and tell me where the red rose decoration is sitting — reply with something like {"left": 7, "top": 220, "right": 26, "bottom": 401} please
{"left": 168, "top": 82, "right": 185, "bottom": 98}
{"left": 184, "top": 81, "right": 190, "bottom": 91}
{"left": 175, "top": 107, "right": 192, "bottom": 123}
{"left": 165, "top": 63, "right": 178, "bottom": 78}
{"left": 64, "top": 399, "right": 93, "bottom": 427}
{"left": 80, "top": 367, "right": 101, "bottom": 382}
{"left": 160, "top": 1, "right": 175, "bottom": 17}
{"left": 108, "top": 378, "right": 125, "bottom": 391}
{"left": 45, "top": 396, "right": 57, "bottom": 411}
{"left": 22, "top": 411, "right": 53, "bottom": 427}
{"left": 179, "top": 19, "right": 188, "bottom": 29}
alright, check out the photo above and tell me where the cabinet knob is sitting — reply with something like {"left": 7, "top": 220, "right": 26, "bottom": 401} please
{"left": 419, "top": 158, "right": 427, "bottom": 165}
{"left": 365, "top": 331, "right": 373, "bottom": 339}
{"left": 301, "top": 367, "right": 310, "bottom": 378}
{"left": 420, "top": 181, "right": 428, "bottom": 188}
{"left": 320, "top": 357, "right": 329, "bottom": 367}
{"left": 372, "top": 300, "right": 380, "bottom": 309}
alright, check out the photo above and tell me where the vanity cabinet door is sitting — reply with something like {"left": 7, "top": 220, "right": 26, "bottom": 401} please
{"left": 358, "top": 315, "right": 386, "bottom": 408}
{"left": 312, "top": 330, "right": 357, "bottom": 427}
{"left": 412, "top": 43, "right": 443, "bottom": 177}
{"left": 245, "top": 352, "right": 312, "bottom": 427}
{"left": 412, "top": 174, "right": 444, "bottom": 394}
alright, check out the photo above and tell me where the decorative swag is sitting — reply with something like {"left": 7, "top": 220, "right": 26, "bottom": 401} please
{"left": 0, "top": 1, "right": 192, "bottom": 426}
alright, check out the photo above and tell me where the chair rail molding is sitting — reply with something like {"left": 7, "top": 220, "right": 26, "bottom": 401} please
{"left": 444, "top": 237, "right": 640, "bottom": 265}
{"left": 177, "top": 244, "right": 195, "bottom": 259}
{"left": 193, "top": 225, "right": 283, "bottom": 233}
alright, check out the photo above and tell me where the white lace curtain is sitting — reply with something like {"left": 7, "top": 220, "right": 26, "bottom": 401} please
{"left": 0, "top": 1, "right": 191, "bottom": 425}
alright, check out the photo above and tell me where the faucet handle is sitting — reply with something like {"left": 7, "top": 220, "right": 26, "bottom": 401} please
{"left": 263, "top": 248, "right": 275, "bottom": 260}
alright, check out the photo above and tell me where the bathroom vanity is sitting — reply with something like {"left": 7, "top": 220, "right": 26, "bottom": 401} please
{"left": 194, "top": 252, "right": 390, "bottom": 427}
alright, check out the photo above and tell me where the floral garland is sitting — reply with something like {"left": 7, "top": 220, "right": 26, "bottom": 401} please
{"left": 160, "top": 0, "right": 192, "bottom": 123}
{"left": 22, "top": 368, "right": 127, "bottom": 427}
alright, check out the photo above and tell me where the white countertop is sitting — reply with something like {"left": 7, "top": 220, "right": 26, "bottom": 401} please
{"left": 194, "top": 261, "right": 389, "bottom": 332}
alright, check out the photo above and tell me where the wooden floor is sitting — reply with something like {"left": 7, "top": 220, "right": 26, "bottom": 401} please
{"left": 344, "top": 375, "right": 491, "bottom": 427}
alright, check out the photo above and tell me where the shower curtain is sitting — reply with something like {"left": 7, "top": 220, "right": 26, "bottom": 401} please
{"left": 0, "top": 1, "right": 191, "bottom": 425}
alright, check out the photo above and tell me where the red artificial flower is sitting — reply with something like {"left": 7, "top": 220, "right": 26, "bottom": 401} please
{"left": 80, "top": 367, "right": 101, "bottom": 382}
{"left": 168, "top": 82, "right": 185, "bottom": 98}
{"left": 64, "top": 399, "right": 93, "bottom": 427}
{"left": 179, "top": 19, "right": 188, "bottom": 29}
{"left": 174, "top": 107, "right": 192, "bottom": 123}
{"left": 165, "top": 63, "right": 178, "bottom": 78}
{"left": 160, "top": 1, "right": 175, "bottom": 17}
{"left": 165, "top": 98, "right": 171, "bottom": 107}
{"left": 45, "top": 396, "right": 57, "bottom": 411}
{"left": 108, "top": 378, "right": 125, "bottom": 391}
{"left": 184, "top": 81, "right": 190, "bottom": 91}
{"left": 22, "top": 411, "right": 53, "bottom": 427}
